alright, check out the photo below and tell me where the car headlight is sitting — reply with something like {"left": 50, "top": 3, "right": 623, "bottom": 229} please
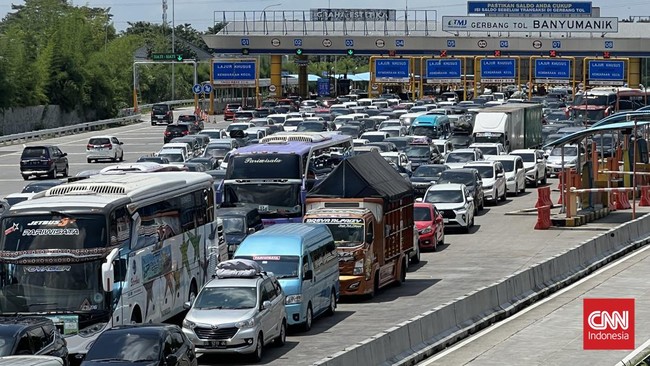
{"left": 183, "top": 319, "right": 196, "bottom": 329}
{"left": 285, "top": 295, "right": 302, "bottom": 304}
{"left": 236, "top": 318, "right": 255, "bottom": 328}
{"left": 353, "top": 259, "right": 364, "bottom": 275}
{"left": 420, "top": 226, "right": 432, "bottom": 234}
{"left": 79, "top": 322, "right": 108, "bottom": 338}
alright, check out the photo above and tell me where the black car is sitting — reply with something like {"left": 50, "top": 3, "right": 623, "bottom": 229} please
{"left": 448, "top": 133, "right": 474, "bottom": 149}
{"left": 410, "top": 164, "right": 450, "bottom": 196}
{"left": 337, "top": 125, "right": 361, "bottom": 138}
{"left": 437, "top": 168, "right": 485, "bottom": 213}
{"left": 137, "top": 156, "right": 171, "bottom": 164}
{"left": 177, "top": 114, "right": 204, "bottom": 131}
{"left": 404, "top": 144, "right": 443, "bottom": 169}
{"left": 187, "top": 157, "right": 219, "bottom": 170}
{"left": 0, "top": 317, "right": 68, "bottom": 363}
{"left": 151, "top": 104, "right": 174, "bottom": 125}
{"left": 163, "top": 124, "right": 193, "bottom": 144}
{"left": 182, "top": 162, "right": 207, "bottom": 172}
{"left": 21, "top": 180, "right": 64, "bottom": 193}
{"left": 216, "top": 205, "right": 264, "bottom": 258}
{"left": 20, "top": 145, "right": 69, "bottom": 180}
{"left": 385, "top": 137, "right": 413, "bottom": 151}
{"left": 170, "top": 136, "right": 203, "bottom": 156}
{"left": 81, "top": 324, "right": 197, "bottom": 366}
{"left": 297, "top": 121, "right": 328, "bottom": 132}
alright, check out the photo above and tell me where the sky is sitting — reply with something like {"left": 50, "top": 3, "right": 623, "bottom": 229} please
{"left": 1, "top": 0, "right": 649, "bottom": 32}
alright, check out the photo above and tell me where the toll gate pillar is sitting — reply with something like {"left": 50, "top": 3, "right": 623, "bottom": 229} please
{"left": 629, "top": 58, "right": 641, "bottom": 88}
{"left": 298, "top": 55, "right": 309, "bottom": 99}
{"left": 270, "top": 55, "right": 283, "bottom": 99}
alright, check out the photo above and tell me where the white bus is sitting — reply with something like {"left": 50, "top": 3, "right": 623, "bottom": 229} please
{"left": 0, "top": 172, "right": 224, "bottom": 359}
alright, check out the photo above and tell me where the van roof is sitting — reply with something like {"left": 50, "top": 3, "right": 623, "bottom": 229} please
{"left": 236, "top": 223, "right": 331, "bottom": 255}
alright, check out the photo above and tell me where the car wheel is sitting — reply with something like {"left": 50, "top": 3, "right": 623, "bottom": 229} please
{"left": 326, "top": 289, "right": 336, "bottom": 316}
{"left": 303, "top": 304, "right": 313, "bottom": 332}
{"left": 410, "top": 244, "right": 421, "bottom": 264}
{"left": 437, "top": 231, "right": 445, "bottom": 248}
{"left": 62, "top": 165, "right": 69, "bottom": 178}
{"left": 119, "top": 151, "right": 124, "bottom": 162}
{"left": 87, "top": 158, "right": 92, "bottom": 163}
{"left": 500, "top": 188, "right": 507, "bottom": 201}
{"left": 533, "top": 173, "right": 539, "bottom": 188}
{"left": 520, "top": 181, "right": 526, "bottom": 193}
{"left": 250, "top": 334, "right": 263, "bottom": 363}
{"left": 513, "top": 183, "right": 519, "bottom": 196}
{"left": 151, "top": 122, "right": 155, "bottom": 126}
{"left": 479, "top": 197, "right": 484, "bottom": 210}
{"left": 22, "top": 174, "right": 29, "bottom": 181}
{"left": 274, "top": 320, "right": 286, "bottom": 347}
{"left": 50, "top": 166, "right": 57, "bottom": 179}
{"left": 541, "top": 173, "right": 548, "bottom": 185}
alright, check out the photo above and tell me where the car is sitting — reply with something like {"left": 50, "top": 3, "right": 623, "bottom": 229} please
{"left": 469, "top": 142, "right": 507, "bottom": 156}
{"left": 86, "top": 136, "right": 124, "bottom": 163}
{"left": 187, "top": 156, "right": 219, "bottom": 170}
{"left": 509, "top": 149, "right": 548, "bottom": 187}
{"left": 200, "top": 129, "right": 228, "bottom": 141}
{"left": 204, "top": 142, "right": 236, "bottom": 161}
{"left": 379, "top": 125, "right": 408, "bottom": 138}
{"left": 297, "top": 121, "right": 328, "bottom": 132}
{"left": 156, "top": 150, "right": 186, "bottom": 165}
{"left": 545, "top": 144, "right": 585, "bottom": 177}
{"left": 444, "top": 148, "right": 484, "bottom": 169}
{"left": 150, "top": 103, "right": 174, "bottom": 125}
{"left": 177, "top": 114, "right": 204, "bottom": 131}
{"left": 164, "top": 123, "right": 192, "bottom": 143}
{"left": 486, "top": 155, "right": 527, "bottom": 196}
{"left": 352, "top": 139, "right": 370, "bottom": 147}
{"left": 384, "top": 136, "right": 414, "bottom": 151}
{"left": 464, "top": 160, "right": 507, "bottom": 205}
{"left": 432, "top": 139, "right": 454, "bottom": 158}
{"left": 360, "top": 131, "right": 390, "bottom": 143}
{"left": 448, "top": 133, "right": 474, "bottom": 149}
{"left": 183, "top": 162, "right": 207, "bottom": 172}
{"left": 233, "top": 110, "right": 258, "bottom": 122}
{"left": 160, "top": 142, "right": 193, "bottom": 159}
{"left": 226, "top": 122, "right": 255, "bottom": 133}
{"left": 21, "top": 180, "right": 65, "bottom": 193}
{"left": 136, "top": 156, "right": 171, "bottom": 164}
{"left": 423, "top": 183, "right": 475, "bottom": 233}
{"left": 182, "top": 259, "right": 286, "bottom": 362}
{"left": 410, "top": 164, "right": 450, "bottom": 197}
{"left": 414, "top": 202, "right": 445, "bottom": 251}
{"left": 20, "top": 145, "right": 69, "bottom": 180}
{"left": 0, "top": 355, "right": 65, "bottom": 365}
{"left": 367, "top": 142, "right": 398, "bottom": 153}
{"left": 81, "top": 324, "right": 197, "bottom": 366}
{"left": 215, "top": 205, "right": 264, "bottom": 258}
{"left": 0, "top": 317, "right": 68, "bottom": 363}
{"left": 337, "top": 125, "right": 362, "bottom": 138}
{"left": 437, "top": 168, "right": 485, "bottom": 213}
{"left": 223, "top": 103, "right": 242, "bottom": 120}
{"left": 170, "top": 136, "right": 203, "bottom": 157}
{"left": 404, "top": 144, "right": 443, "bottom": 169}
{"left": 381, "top": 152, "right": 412, "bottom": 172}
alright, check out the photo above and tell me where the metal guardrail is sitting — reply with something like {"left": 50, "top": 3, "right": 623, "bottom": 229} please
{"left": 1, "top": 99, "right": 196, "bottom": 146}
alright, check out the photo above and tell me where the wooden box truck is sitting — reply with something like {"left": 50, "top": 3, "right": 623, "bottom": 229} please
{"left": 303, "top": 152, "right": 414, "bottom": 297}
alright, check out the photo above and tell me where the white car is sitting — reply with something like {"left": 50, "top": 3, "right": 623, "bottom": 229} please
{"left": 433, "top": 139, "right": 454, "bottom": 158}
{"left": 469, "top": 142, "right": 507, "bottom": 156}
{"left": 353, "top": 139, "right": 370, "bottom": 147}
{"left": 464, "top": 160, "right": 507, "bottom": 204}
{"left": 201, "top": 129, "right": 228, "bottom": 141}
{"left": 486, "top": 155, "right": 526, "bottom": 196}
{"left": 509, "top": 149, "right": 548, "bottom": 186}
{"left": 423, "top": 183, "right": 475, "bottom": 233}
{"left": 360, "top": 131, "right": 391, "bottom": 143}
{"left": 444, "top": 148, "right": 484, "bottom": 169}
{"left": 283, "top": 118, "right": 304, "bottom": 132}
{"left": 86, "top": 136, "right": 124, "bottom": 163}
{"left": 545, "top": 144, "right": 584, "bottom": 177}
{"left": 156, "top": 150, "right": 186, "bottom": 165}
{"left": 160, "top": 142, "right": 193, "bottom": 159}
{"left": 379, "top": 126, "right": 408, "bottom": 138}
{"left": 381, "top": 152, "right": 412, "bottom": 172}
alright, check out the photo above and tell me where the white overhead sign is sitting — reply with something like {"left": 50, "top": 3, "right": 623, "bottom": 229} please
{"left": 442, "top": 16, "right": 618, "bottom": 33}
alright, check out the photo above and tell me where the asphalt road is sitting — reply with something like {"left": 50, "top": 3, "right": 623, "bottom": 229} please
{"left": 0, "top": 110, "right": 621, "bottom": 365}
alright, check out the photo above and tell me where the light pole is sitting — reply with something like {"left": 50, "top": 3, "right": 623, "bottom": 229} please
{"left": 171, "top": 0, "right": 175, "bottom": 100}
{"left": 260, "top": 3, "right": 282, "bottom": 20}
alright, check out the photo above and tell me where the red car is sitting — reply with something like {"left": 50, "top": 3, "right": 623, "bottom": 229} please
{"left": 414, "top": 202, "right": 445, "bottom": 251}
{"left": 223, "top": 103, "right": 241, "bottom": 121}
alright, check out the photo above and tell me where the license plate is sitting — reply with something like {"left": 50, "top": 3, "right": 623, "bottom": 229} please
{"left": 443, "top": 218, "right": 449, "bottom": 223}
{"left": 209, "top": 341, "right": 227, "bottom": 348}
{"left": 156, "top": 115, "right": 164, "bottom": 118}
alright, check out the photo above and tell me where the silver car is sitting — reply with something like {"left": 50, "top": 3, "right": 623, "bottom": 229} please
{"left": 182, "top": 260, "right": 286, "bottom": 362}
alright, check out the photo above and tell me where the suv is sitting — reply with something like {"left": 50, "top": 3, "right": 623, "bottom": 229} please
{"left": 216, "top": 205, "right": 264, "bottom": 258}
{"left": 223, "top": 104, "right": 242, "bottom": 121}
{"left": 20, "top": 145, "right": 69, "bottom": 180}
{"left": 509, "top": 149, "right": 548, "bottom": 187}
{"left": 164, "top": 124, "right": 192, "bottom": 143}
{"left": 151, "top": 103, "right": 174, "bottom": 125}
{"left": 464, "top": 160, "right": 507, "bottom": 204}
{"left": 0, "top": 317, "right": 68, "bottom": 362}
{"left": 437, "top": 168, "right": 485, "bottom": 213}
{"left": 177, "top": 114, "right": 205, "bottom": 132}
{"left": 182, "top": 259, "right": 286, "bottom": 362}
{"left": 86, "top": 136, "right": 124, "bottom": 163}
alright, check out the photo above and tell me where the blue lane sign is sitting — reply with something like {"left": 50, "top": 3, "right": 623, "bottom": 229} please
{"left": 426, "top": 59, "right": 462, "bottom": 83}
{"left": 468, "top": 1, "right": 592, "bottom": 15}
{"left": 534, "top": 59, "right": 571, "bottom": 82}
{"left": 317, "top": 78, "right": 330, "bottom": 97}
{"left": 374, "top": 58, "right": 410, "bottom": 83}
{"left": 192, "top": 84, "right": 202, "bottom": 94}
{"left": 588, "top": 60, "right": 625, "bottom": 84}
{"left": 480, "top": 58, "right": 516, "bottom": 83}
{"left": 202, "top": 84, "right": 213, "bottom": 94}
{"left": 212, "top": 61, "right": 257, "bottom": 86}
{"left": 552, "top": 40, "right": 562, "bottom": 49}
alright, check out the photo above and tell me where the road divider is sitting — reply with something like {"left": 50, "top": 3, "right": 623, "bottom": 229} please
{"left": 313, "top": 214, "right": 650, "bottom": 366}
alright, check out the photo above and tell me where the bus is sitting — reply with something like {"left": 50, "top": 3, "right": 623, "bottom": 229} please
{"left": 0, "top": 172, "right": 223, "bottom": 359}
{"left": 568, "top": 87, "right": 650, "bottom": 125}
{"left": 221, "top": 132, "right": 353, "bottom": 225}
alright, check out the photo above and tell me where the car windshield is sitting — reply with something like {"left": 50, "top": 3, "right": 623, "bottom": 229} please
{"left": 362, "top": 134, "right": 386, "bottom": 143}
{"left": 414, "top": 206, "right": 432, "bottom": 221}
{"left": 497, "top": 160, "right": 515, "bottom": 172}
{"left": 157, "top": 153, "right": 184, "bottom": 162}
{"left": 413, "top": 165, "right": 446, "bottom": 177}
{"left": 471, "top": 165, "right": 494, "bottom": 178}
{"left": 477, "top": 146, "right": 497, "bottom": 155}
{"left": 88, "top": 138, "right": 110, "bottom": 145}
{"left": 238, "top": 256, "right": 300, "bottom": 278}
{"left": 222, "top": 217, "right": 245, "bottom": 234}
{"left": 194, "top": 287, "right": 257, "bottom": 310}
{"left": 449, "top": 135, "right": 472, "bottom": 147}
{"left": 404, "top": 146, "right": 430, "bottom": 158}
{"left": 438, "top": 171, "right": 475, "bottom": 186}
{"left": 201, "top": 131, "right": 222, "bottom": 139}
{"left": 424, "top": 190, "right": 464, "bottom": 204}
{"left": 297, "top": 123, "right": 323, "bottom": 132}
{"left": 21, "top": 181, "right": 61, "bottom": 193}
{"left": 382, "top": 156, "right": 399, "bottom": 165}
{"left": 551, "top": 146, "right": 578, "bottom": 156}
{"left": 85, "top": 332, "right": 161, "bottom": 362}
{"left": 446, "top": 152, "right": 476, "bottom": 163}
{"left": 284, "top": 120, "right": 302, "bottom": 127}
{"left": 513, "top": 153, "right": 535, "bottom": 163}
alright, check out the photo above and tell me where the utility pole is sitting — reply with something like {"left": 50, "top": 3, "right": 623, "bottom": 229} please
{"left": 171, "top": 0, "right": 176, "bottom": 100}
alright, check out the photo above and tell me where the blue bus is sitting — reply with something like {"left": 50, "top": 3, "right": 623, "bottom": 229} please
{"left": 221, "top": 132, "right": 353, "bottom": 225}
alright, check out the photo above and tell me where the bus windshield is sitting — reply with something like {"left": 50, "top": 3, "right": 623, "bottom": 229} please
{"left": 1, "top": 214, "right": 108, "bottom": 251}
{"left": 224, "top": 184, "right": 302, "bottom": 217}
{"left": 228, "top": 154, "right": 302, "bottom": 180}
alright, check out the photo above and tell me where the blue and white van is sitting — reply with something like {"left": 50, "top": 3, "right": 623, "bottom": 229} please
{"left": 234, "top": 223, "right": 340, "bottom": 331}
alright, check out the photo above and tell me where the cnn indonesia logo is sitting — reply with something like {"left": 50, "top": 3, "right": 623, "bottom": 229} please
{"left": 583, "top": 298, "right": 635, "bottom": 350}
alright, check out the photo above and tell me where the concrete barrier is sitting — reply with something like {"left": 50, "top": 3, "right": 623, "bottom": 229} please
{"left": 312, "top": 213, "right": 650, "bottom": 366}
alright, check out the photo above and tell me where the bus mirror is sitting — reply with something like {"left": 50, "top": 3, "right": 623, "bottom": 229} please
{"left": 102, "top": 248, "right": 119, "bottom": 292}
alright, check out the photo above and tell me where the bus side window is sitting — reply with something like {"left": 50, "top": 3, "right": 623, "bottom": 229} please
{"left": 110, "top": 207, "right": 131, "bottom": 247}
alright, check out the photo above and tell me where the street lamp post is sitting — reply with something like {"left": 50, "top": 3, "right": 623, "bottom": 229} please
{"left": 171, "top": 0, "right": 175, "bottom": 100}
{"left": 260, "top": 3, "right": 282, "bottom": 20}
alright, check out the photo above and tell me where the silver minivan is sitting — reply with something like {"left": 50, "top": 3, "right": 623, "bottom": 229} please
{"left": 182, "top": 259, "right": 286, "bottom": 362}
